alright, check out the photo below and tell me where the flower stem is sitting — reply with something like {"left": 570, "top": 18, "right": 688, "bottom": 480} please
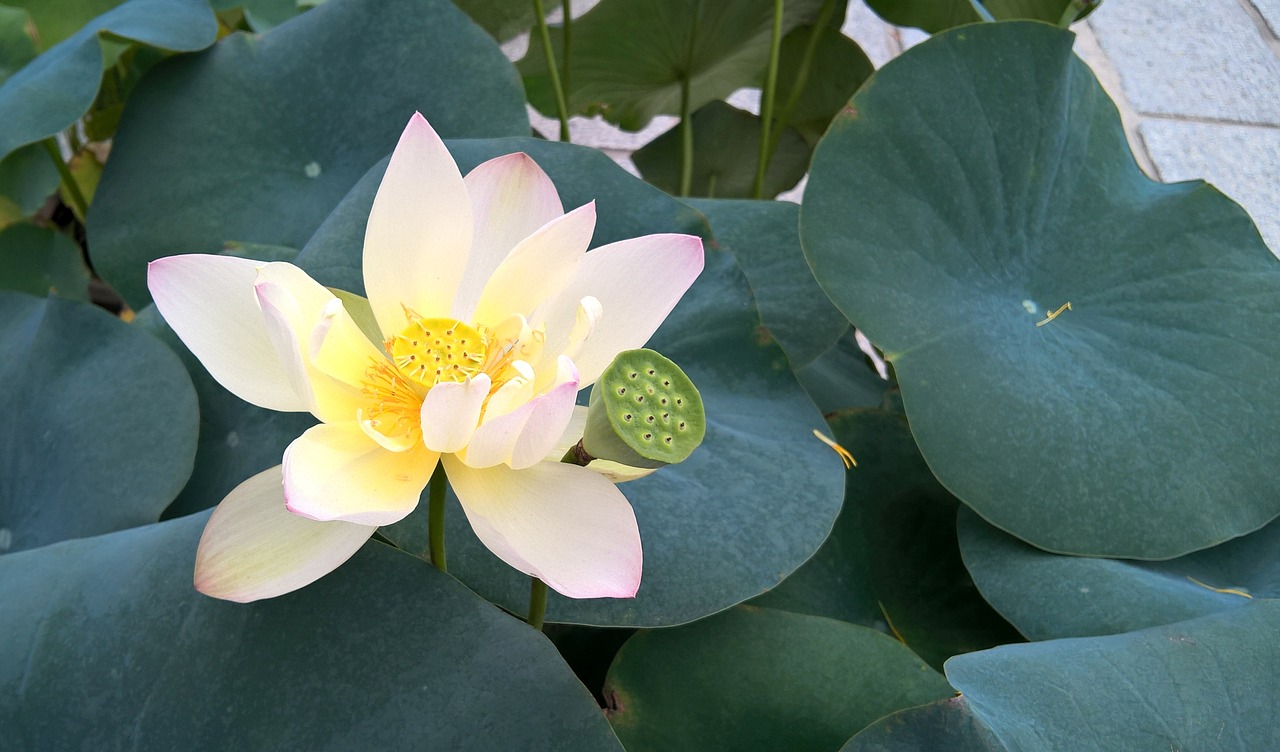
{"left": 533, "top": 0, "right": 571, "bottom": 142}
{"left": 428, "top": 461, "right": 448, "bottom": 571}
{"left": 527, "top": 577, "right": 549, "bottom": 630}
{"left": 751, "top": 0, "right": 785, "bottom": 199}
{"left": 561, "top": 0, "right": 572, "bottom": 105}
{"left": 678, "top": 75, "right": 693, "bottom": 197}
{"left": 764, "top": 0, "right": 835, "bottom": 167}
{"left": 42, "top": 137, "right": 88, "bottom": 219}
{"left": 1057, "top": 0, "right": 1095, "bottom": 26}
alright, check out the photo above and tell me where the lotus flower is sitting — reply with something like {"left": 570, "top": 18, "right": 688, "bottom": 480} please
{"left": 149, "top": 113, "right": 704, "bottom": 603}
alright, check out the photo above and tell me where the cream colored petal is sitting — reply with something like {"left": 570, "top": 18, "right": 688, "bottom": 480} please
{"left": 283, "top": 422, "right": 437, "bottom": 525}
{"left": 532, "top": 233, "right": 704, "bottom": 387}
{"left": 470, "top": 202, "right": 596, "bottom": 327}
{"left": 255, "top": 281, "right": 364, "bottom": 425}
{"left": 419, "top": 374, "right": 491, "bottom": 453}
{"left": 443, "top": 456, "right": 642, "bottom": 599}
{"left": 309, "top": 297, "right": 387, "bottom": 388}
{"left": 147, "top": 254, "right": 308, "bottom": 412}
{"left": 194, "top": 466, "right": 376, "bottom": 603}
{"left": 363, "top": 113, "right": 473, "bottom": 335}
{"left": 463, "top": 356, "right": 579, "bottom": 469}
{"left": 453, "top": 153, "right": 564, "bottom": 319}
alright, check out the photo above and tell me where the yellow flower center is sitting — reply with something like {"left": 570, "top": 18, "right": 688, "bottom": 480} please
{"left": 357, "top": 308, "right": 544, "bottom": 450}
{"left": 389, "top": 316, "right": 487, "bottom": 388}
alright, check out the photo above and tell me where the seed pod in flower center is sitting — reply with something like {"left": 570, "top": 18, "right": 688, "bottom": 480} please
{"left": 389, "top": 315, "right": 487, "bottom": 387}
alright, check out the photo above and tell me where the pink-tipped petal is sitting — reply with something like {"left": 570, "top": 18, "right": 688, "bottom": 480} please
{"left": 363, "top": 113, "right": 473, "bottom": 335}
{"left": 463, "top": 356, "right": 580, "bottom": 469}
{"left": 443, "top": 455, "right": 642, "bottom": 599}
{"left": 194, "top": 465, "right": 376, "bottom": 603}
{"left": 453, "top": 153, "right": 564, "bottom": 319}
{"left": 510, "top": 356, "right": 580, "bottom": 469}
{"left": 533, "top": 234, "right": 704, "bottom": 386}
{"left": 419, "top": 374, "right": 491, "bottom": 453}
{"left": 470, "top": 202, "right": 597, "bottom": 327}
{"left": 148, "top": 254, "right": 308, "bottom": 412}
{"left": 283, "top": 423, "right": 437, "bottom": 525}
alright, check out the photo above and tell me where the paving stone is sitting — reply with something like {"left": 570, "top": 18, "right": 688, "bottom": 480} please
{"left": 842, "top": 1, "right": 901, "bottom": 68}
{"left": 1141, "top": 119, "right": 1280, "bottom": 255}
{"left": 1087, "top": 0, "right": 1280, "bottom": 125}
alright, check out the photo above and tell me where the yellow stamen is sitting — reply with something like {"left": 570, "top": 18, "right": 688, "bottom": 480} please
{"left": 1186, "top": 576, "right": 1253, "bottom": 599}
{"left": 1035, "top": 301, "right": 1072, "bottom": 328}
{"left": 388, "top": 313, "right": 486, "bottom": 388}
{"left": 812, "top": 429, "right": 856, "bottom": 468}
{"left": 359, "top": 359, "right": 424, "bottom": 445}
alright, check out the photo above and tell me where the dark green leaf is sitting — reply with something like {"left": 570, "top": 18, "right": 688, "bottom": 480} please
{"left": 686, "top": 197, "right": 845, "bottom": 367}
{"left": 4, "top": 0, "right": 122, "bottom": 50}
{"left": 0, "top": 6, "right": 37, "bottom": 81}
{"left": 88, "top": 0, "right": 529, "bottom": 308}
{"left": 0, "top": 512, "right": 624, "bottom": 750}
{"left": 801, "top": 21, "right": 1280, "bottom": 558}
{"left": 0, "top": 0, "right": 218, "bottom": 163}
{"left": 773, "top": 23, "right": 874, "bottom": 146}
{"left": 605, "top": 606, "right": 954, "bottom": 752}
{"left": 752, "top": 409, "right": 1021, "bottom": 669}
{"left": 958, "top": 506, "right": 1278, "bottom": 640}
{"left": 863, "top": 0, "right": 1089, "bottom": 33}
{"left": 0, "top": 290, "right": 197, "bottom": 554}
{"left": 0, "top": 223, "right": 90, "bottom": 300}
{"left": 0, "top": 143, "right": 59, "bottom": 217}
{"left": 519, "top": 0, "right": 827, "bottom": 130}
{"left": 453, "top": 0, "right": 535, "bottom": 41}
{"left": 633, "top": 102, "right": 810, "bottom": 198}
{"left": 846, "top": 601, "right": 1280, "bottom": 751}
{"left": 793, "top": 329, "right": 893, "bottom": 415}
{"left": 296, "top": 138, "right": 844, "bottom": 627}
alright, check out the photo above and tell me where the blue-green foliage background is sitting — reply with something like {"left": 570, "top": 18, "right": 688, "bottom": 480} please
{"left": 1, "top": 0, "right": 1277, "bottom": 749}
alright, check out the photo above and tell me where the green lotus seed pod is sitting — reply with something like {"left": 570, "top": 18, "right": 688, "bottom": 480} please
{"left": 580, "top": 349, "right": 706, "bottom": 469}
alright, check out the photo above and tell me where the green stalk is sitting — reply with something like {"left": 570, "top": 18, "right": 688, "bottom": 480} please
{"left": 527, "top": 577, "right": 549, "bottom": 630}
{"left": 533, "top": 0, "right": 571, "bottom": 141}
{"left": 561, "top": 0, "right": 572, "bottom": 104}
{"left": 763, "top": 0, "right": 836, "bottom": 169}
{"left": 41, "top": 138, "right": 88, "bottom": 219}
{"left": 751, "top": 0, "right": 785, "bottom": 199}
{"left": 428, "top": 461, "right": 448, "bottom": 571}
{"left": 678, "top": 75, "right": 694, "bottom": 197}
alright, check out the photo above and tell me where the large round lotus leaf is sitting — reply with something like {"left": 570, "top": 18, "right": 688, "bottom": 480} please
{"left": 752, "top": 410, "right": 1020, "bottom": 669}
{"left": 135, "top": 303, "right": 317, "bottom": 519}
{"left": 518, "top": 0, "right": 827, "bottom": 130}
{"left": 0, "top": 291, "right": 197, "bottom": 555}
{"left": 295, "top": 138, "right": 845, "bottom": 627}
{"left": 863, "top": 0, "right": 1090, "bottom": 33}
{"left": 845, "top": 600, "right": 1280, "bottom": 751}
{"left": 958, "top": 506, "right": 1278, "bottom": 641}
{"left": 632, "top": 101, "right": 811, "bottom": 199}
{"left": 0, "top": 223, "right": 90, "bottom": 300}
{"left": 800, "top": 21, "right": 1280, "bottom": 559}
{"left": 0, "top": 511, "right": 624, "bottom": 750}
{"left": 686, "top": 198, "right": 846, "bottom": 368}
{"left": 87, "top": 0, "right": 528, "bottom": 309}
{"left": 0, "top": 0, "right": 217, "bottom": 164}
{"left": 604, "top": 606, "right": 953, "bottom": 752}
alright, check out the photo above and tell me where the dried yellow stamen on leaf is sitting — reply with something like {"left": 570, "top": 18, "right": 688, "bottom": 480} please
{"left": 813, "top": 429, "right": 856, "bottom": 468}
